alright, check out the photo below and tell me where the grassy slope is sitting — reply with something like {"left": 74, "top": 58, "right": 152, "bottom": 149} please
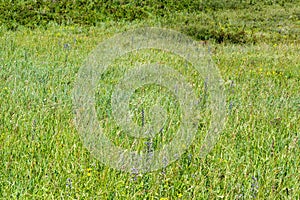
{"left": 0, "top": 4, "right": 299, "bottom": 200}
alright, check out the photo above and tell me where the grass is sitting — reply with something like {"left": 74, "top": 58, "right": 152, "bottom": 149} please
{"left": 0, "top": 7, "right": 299, "bottom": 200}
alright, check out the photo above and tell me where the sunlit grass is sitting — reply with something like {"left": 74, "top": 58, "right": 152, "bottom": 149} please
{"left": 0, "top": 19, "right": 299, "bottom": 199}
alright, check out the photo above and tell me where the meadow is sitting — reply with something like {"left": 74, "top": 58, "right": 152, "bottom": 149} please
{"left": 0, "top": 1, "right": 299, "bottom": 199}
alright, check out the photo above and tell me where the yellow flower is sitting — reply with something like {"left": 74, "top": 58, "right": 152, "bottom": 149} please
{"left": 87, "top": 168, "right": 92, "bottom": 171}
{"left": 178, "top": 193, "right": 183, "bottom": 198}
{"left": 160, "top": 198, "right": 168, "bottom": 200}
{"left": 86, "top": 168, "right": 92, "bottom": 176}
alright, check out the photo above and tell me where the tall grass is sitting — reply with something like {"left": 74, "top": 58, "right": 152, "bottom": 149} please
{"left": 0, "top": 2, "right": 299, "bottom": 199}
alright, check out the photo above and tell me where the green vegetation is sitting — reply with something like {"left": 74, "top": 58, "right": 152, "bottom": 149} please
{"left": 0, "top": 1, "right": 299, "bottom": 199}
{"left": 1, "top": 0, "right": 299, "bottom": 43}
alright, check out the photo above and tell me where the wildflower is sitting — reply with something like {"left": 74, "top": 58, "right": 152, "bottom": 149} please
{"left": 229, "top": 101, "right": 233, "bottom": 111}
{"left": 64, "top": 43, "right": 70, "bottom": 50}
{"left": 251, "top": 176, "right": 259, "bottom": 198}
{"left": 66, "top": 178, "right": 72, "bottom": 189}
{"left": 86, "top": 168, "right": 92, "bottom": 176}
{"left": 131, "top": 167, "right": 139, "bottom": 181}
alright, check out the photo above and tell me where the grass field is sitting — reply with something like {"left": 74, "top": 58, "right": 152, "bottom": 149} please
{"left": 0, "top": 3, "right": 300, "bottom": 200}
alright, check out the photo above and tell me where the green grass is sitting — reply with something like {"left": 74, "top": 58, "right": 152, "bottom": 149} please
{"left": 0, "top": 6, "right": 299, "bottom": 200}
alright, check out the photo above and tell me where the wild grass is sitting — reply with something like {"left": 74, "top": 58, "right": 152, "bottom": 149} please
{"left": 0, "top": 5, "right": 299, "bottom": 200}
